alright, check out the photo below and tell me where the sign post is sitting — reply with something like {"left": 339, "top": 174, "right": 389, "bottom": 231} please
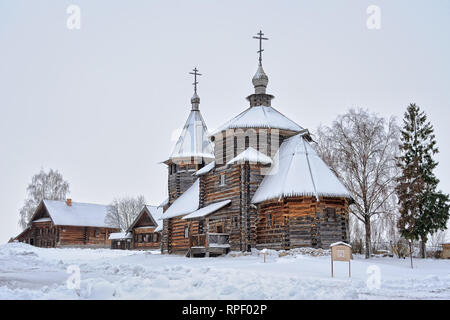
{"left": 330, "top": 242, "right": 352, "bottom": 278}
{"left": 261, "top": 248, "right": 268, "bottom": 263}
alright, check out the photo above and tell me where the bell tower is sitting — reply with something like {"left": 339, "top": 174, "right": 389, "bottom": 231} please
{"left": 164, "top": 68, "right": 214, "bottom": 205}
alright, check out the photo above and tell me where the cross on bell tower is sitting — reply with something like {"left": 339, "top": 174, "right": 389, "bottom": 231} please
{"left": 189, "top": 67, "right": 202, "bottom": 110}
{"left": 248, "top": 30, "right": 273, "bottom": 106}
{"left": 253, "top": 30, "right": 269, "bottom": 66}
{"left": 189, "top": 67, "right": 202, "bottom": 94}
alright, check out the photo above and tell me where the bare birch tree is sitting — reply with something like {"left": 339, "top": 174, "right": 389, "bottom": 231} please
{"left": 105, "top": 195, "right": 146, "bottom": 231}
{"left": 19, "top": 169, "right": 70, "bottom": 229}
{"left": 314, "top": 108, "right": 400, "bottom": 258}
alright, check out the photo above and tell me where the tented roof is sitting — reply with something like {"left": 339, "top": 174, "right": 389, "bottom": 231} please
{"left": 211, "top": 106, "right": 303, "bottom": 135}
{"left": 252, "top": 134, "right": 352, "bottom": 204}
{"left": 169, "top": 110, "right": 214, "bottom": 161}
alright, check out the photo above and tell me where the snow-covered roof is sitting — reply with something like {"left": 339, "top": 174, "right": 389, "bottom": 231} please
{"left": 162, "top": 179, "right": 200, "bottom": 219}
{"left": 182, "top": 200, "right": 231, "bottom": 220}
{"left": 226, "top": 147, "right": 273, "bottom": 165}
{"left": 109, "top": 232, "right": 132, "bottom": 240}
{"left": 33, "top": 217, "right": 52, "bottom": 223}
{"left": 127, "top": 205, "right": 164, "bottom": 232}
{"left": 195, "top": 161, "right": 215, "bottom": 176}
{"left": 252, "top": 134, "right": 352, "bottom": 204}
{"left": 35, "top": 200, "right": 114, "bottom": 228}
{"left": 146, "top": 205, "right": 163, "bottom": 227}
{"left": 158, "top": 197, "right": 169, "bottom": 208}
{"left": 168, "top": 109, "right": 214, "bottom": 161}
{"left": 330, "top": 241, "right": 351, "bottom": 248}
{"left": 210, "top": 106, "right": 303, "bottom": 135}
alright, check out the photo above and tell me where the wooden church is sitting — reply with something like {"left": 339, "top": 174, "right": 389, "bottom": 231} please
{"left": 160, "top": 31, "right": 353, "bottom": 257}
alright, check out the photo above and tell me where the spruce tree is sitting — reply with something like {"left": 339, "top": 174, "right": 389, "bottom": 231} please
{"left": 396, "top": 104, "right": 449, "bottom": 258}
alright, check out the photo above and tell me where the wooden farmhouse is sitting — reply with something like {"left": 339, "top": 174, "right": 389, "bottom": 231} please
{"left": 109, "top": 205, "right": 163, "bottom": 250}
{"left": 160, "top": 32, "right": 353, "bottom": 257}
{"left": 15, "top": 199, "right": 119, "bottom": 248}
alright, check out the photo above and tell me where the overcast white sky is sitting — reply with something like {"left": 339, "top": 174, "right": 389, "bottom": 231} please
{"left": 1, "top": 1, "right": 449, "bottom": 243}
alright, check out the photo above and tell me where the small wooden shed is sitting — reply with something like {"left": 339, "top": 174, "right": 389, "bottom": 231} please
{"left": 109, "top": 232, "right": 132, "bottom": 250}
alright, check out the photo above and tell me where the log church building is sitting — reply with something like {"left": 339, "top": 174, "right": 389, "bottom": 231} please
{"left": 159, "top": 31, "right": 352, "bottom": 257}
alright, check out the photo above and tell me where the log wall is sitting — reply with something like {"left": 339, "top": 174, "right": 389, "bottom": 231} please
{"left": 167, "top": 218, "right": 200, "bottom": 254}
{"left": 167, "top": 162, "right": 202, "bottom": 206}
{"left": 256, "top": 197, "right": 349, "bottom": 250}
{"left": 133, "top": 227, "right": 160, "bottom": 250}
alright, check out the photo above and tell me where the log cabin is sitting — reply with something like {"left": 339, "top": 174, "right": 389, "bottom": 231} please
{"left": 160, "top": 32, "right": 353, "bottom": 257}
{"left": 126, "top": 205, "right": 163, "bottom": 250}
{"left": 15, "top": 199, "right": 119, "bottom": 248}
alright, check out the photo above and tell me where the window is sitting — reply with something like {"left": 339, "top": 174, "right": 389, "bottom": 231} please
{"left": 267, "top": 214, "right": 273, "bottom": 227}
{"left": 325, "top": 208, "right": 337, "bottom": 221}
{"left": 222, "top": 138, "right": 226, "bottom": 165}
{"left": 220, "top": 174, "right": 226, "bottom": 186}
{"left": 153, "top": 233, "right": 158, "bottom": 242}
{"left": 216, "top": 225, "right": 223, "bottom": 233}
{"left": 233, "top": 216, "right": 239, "bottom": 229}
{"left": 198, "top": 220, "right": 204, "bottom": 234}
{"left": 184, "top": 226, "right": 189, "bottom": 239}
{"left": 94, "top": 229, "right": 100, "bottom": 237}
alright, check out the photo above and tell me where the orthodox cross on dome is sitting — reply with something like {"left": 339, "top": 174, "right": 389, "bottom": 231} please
{"left": 189, "top": 67, "right": 202, "bottom": 94}
{"left": 253, "top": 30, "right": 269, "bottom": 66}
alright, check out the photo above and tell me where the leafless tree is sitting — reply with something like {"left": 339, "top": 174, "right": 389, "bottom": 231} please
{"left": 19, "top": 169, "right": 70, "bottom": 229}
{"left": 314, "top": 108, "right": 400, "bottom": 258}
{"left": 105, "top": 195, "right": 146, "bottom": 231}
{"left": 428, "top": 230, "right": 447, "bottom": 248}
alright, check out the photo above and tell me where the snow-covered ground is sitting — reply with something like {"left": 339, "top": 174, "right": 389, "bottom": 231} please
{"left": 0, "top": 243, "right": 449, "bottom": 300}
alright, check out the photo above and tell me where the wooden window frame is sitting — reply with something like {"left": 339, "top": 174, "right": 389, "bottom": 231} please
{"left": 267, "top": 213, "right": 273, "bottom": 227}
{"left": 233, "top": 216, "right": 239, "bottom": 229}
{"left": 325, "top": 208, "right": 337, "bottom": 221}
{"left": 222, "top": 138, "right": 226, "bottom": 165}
{"left": 216, "top": 224, "right": 224, "bottom": 233}
{"left": 219, "top": 174, "right": 226, "bottom": 186}
{"left": 198, "top": 220, "right": 204, "bottom": 234}
{"left": 184, "top": 226, "right": 189, "bottom": 239}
